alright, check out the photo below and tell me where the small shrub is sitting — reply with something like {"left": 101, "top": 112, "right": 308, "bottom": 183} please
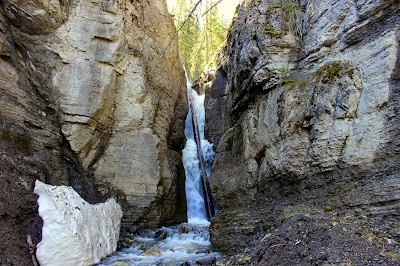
{"left": 263, "top": 23, "right": 283, "bottom": 38}
{"left": 278, "top": 66, "right": 291, "bottom": 77}
{"left": 282, "top": 0, "right": 304, "bottom": 39}
{"left": 237, "top": 255, "right": 251, "bottom": 264}
{"left": 316, "top": 61, "right": 344, "bottom": 83}
{"left": 279, "top": 78, "right": 296, "bottom": 85}
{"left": 268, "top": 4, "right": 281, "bottom": 10}
{"left": 387, "top": 251, "right": 399, "bottom": 261}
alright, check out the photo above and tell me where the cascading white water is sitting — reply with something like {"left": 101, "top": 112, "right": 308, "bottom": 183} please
{"left": 182, "top": 81, "right": 215, "bottom": 224}
{"left": 98, "top": 79, "right": 218, "bottom": 266}
{"left": 99, "top": 223, "right": 218, "bottom": 265}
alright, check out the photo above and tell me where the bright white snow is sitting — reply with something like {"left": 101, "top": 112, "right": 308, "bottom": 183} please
{"left": 34, "top": 180, "right": 123, "bottom": 266}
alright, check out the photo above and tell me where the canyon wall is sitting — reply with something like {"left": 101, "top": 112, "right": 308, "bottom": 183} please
{"left": 205, "top": 0, "right": 400, "bottom": 255}
{"left": 0, "top": 0, "right": 187, "bottom": 264}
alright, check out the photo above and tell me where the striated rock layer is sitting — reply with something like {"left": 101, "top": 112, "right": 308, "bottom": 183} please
{"left": 0, "top": 0, "right": 187, "bottom": 264}
{"left": 34, "top": 180, "right": 122, "bottom": 266}
{"left": 205, "top": 0, "right": 400, "bottom": 255}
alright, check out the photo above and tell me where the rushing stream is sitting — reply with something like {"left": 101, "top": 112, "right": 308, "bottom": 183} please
{"left": 99, "top": 81, "right": 216, "bottom": 266}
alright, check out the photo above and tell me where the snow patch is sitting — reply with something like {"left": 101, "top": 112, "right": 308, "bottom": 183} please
{"left": 34, "top": 180, "right": 123, "bottom": 266}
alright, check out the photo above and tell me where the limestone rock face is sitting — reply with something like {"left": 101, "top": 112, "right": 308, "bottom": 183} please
{"left": 34, "top": 180, "right": 122, "bottom": 266}
{"left": 0, "top": 0, "right": 186, "bottom": 263}
{"left": 206, "top": 0, "right": 400, "bottom": 253}
{"left": 49, "top": 0, "right": 187, "bottom": 226}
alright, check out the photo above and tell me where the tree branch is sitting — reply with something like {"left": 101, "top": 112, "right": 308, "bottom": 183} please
{"left": 158, "top": 0, "right": 203, "bottom": 61}
{"left": 201, "top": 0, "right": 225, "bottom": 17}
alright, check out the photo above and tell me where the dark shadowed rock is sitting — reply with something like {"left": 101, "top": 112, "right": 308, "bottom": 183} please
{"left": 195, "top": 256, "right": 217, "bottom": 265}
{"left": 155, "top": 229, "right": 169, "bottom": 240}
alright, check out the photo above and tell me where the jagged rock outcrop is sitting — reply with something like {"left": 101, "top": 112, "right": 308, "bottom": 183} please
{"left": 205, "top": 0, "right": 400, "bottom": 257}
{"left": 34, "top": 180, "right": 122, "bottom": 266}
{"left": 0, "top": 0, "right": 187, "bottom": 264}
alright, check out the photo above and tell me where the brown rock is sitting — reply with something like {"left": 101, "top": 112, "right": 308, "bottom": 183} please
{"left": 0, "top": 0, "right": 187, "bottom": 264}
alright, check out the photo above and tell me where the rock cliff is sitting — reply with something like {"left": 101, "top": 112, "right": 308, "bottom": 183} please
{"left": 204, "top": 0, "right": 400, "bottom": 259}
{"left": 0, "top": 0, "right": 187, "bottom": 264}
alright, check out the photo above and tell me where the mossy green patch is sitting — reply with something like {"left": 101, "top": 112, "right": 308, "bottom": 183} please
{"left": 279, "top": 78, "right": 296, "bottom": 85}
{"left": 278, "top": 78, "right": 308, "bottom": 87}
{"left": 282, "top": 0, "right": 303, "bottom": 38}
{"left": 263, "top": 23, "right": 284, "bottom": 38}
{"left": 316, "top": 61, "right": 344, "bottom": 83}
{"left": 387, "top": 251, "right": 399, "bottom": 261}
{"left": 282, "top": 2, "right": 300, "bottom": 15}
{"left": 268, "top": 4, "right": 281, "bottom": 10}
{"left": 281, "top": 205, "right": 306, "bottom": 222}
{"left": 237, "top": 255, "right": 251, "bottom": 264}
{"left": 281, "top": 78, "right": 309, "bottom": 90}
{"left": 346, "top": 69, "right": 354, "bottom": 79}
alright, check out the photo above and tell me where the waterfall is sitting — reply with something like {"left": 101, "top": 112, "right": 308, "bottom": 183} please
{"left": 98, "top": 79, "right": 219, "bottom": 266}
{"left": 182, "top": 80, "right": 216, "bottom": 224}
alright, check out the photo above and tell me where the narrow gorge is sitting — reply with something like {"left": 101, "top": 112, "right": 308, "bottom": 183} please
{"left": 0, "top": 0, "right": 399, "bottom": 265}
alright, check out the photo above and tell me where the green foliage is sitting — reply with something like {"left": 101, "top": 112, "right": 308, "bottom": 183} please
{"left": 279, "top": 79, "right": 296, "bottom": 85}
{"left": 281, "top": 205, "right": 305, "bottom": 222}
{"left": 323, "top": 205, "right": 333, "bottom": 213}
{"left": 267, "top": 0, "right": 303, "bottom": 38}
{"left": 237, "top": 255, "right": 251, "bottom": 264}
{"left": 171, "top": 0, "right": 228, "bottom": 81}
{"left": 268, "top": 4, "right": 281, "bottom": 10}
{"left": 277, "top": 66, "right": 291, "bottom": 84}
{"left": 316, "top": 61, "right": 344, "bottom": 83}
{"left": 282, "top": 0, "right": 303, "bottom": 38}
{"left": 278, "top": 66, "right": 291, "bottom": 77}
{"left": 263, "top": 23, "right": 283, "bottom": 38}
{"left": 387, "top": 251, "right": 399, "bottom": 261}
{"left": 277, "top": 67, "right": 309, "bottom": 91}
{"left": 346, "top": 69, "right": 354, "bottom": 79}
{"left": 171, "top": 0, "right": 200, "bottom": 80}
{"left": 268, "top": 0, "right": 282, "bottom": 10}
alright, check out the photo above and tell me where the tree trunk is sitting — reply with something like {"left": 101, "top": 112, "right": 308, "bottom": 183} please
{"left": 189, "top": 91, "right": 215, "bottom": 221}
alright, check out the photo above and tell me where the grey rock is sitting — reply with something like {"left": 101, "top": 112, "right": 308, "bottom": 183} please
{"left": 204, "top": 0, "right": 400, "bottom": 254}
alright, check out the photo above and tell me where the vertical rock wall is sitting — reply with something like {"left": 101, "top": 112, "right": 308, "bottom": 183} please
{"left": 206, "top": 0, "right": 400, "bottom": 253}
{"left": 0, "top": 0, "right": 187, "bottom": 264}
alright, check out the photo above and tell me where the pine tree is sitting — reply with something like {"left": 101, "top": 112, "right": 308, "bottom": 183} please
{"left": 171, "top": 0, "right": 228, "bottom": 81}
